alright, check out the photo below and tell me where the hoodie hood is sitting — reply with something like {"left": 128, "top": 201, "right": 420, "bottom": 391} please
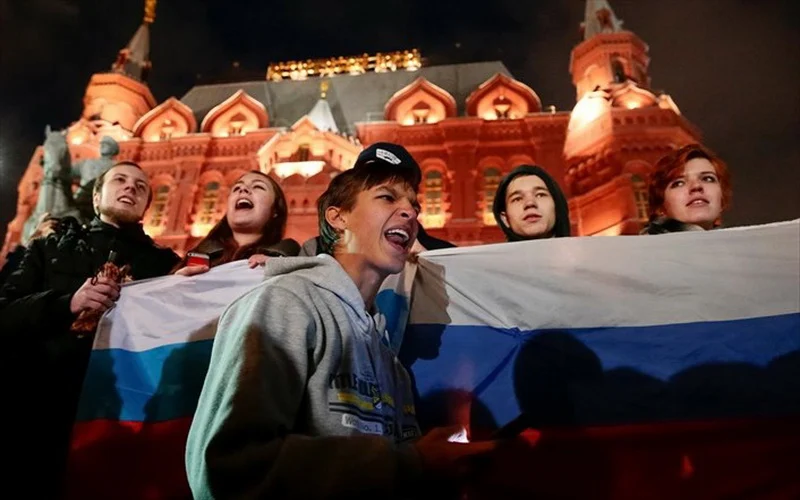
{"left": 492, "top": 165, "right": 571, "bottom": 241}
{"left": 298, "top": 236, "right": 323, "bottom": 257}
{"left": 263, "top": 254, "right": 373, "bottom": 331}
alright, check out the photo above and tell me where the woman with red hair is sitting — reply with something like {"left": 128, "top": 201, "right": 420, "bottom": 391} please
{"left": 642, "top": 144, "right": 733, "bottom": 234}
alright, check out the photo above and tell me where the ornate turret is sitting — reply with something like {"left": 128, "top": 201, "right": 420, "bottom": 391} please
{"left": 564, "top": 0, "right": 700, "bottom": 237}
{"left": 570, "top": 0, "right": 650, "bottom": 101}
{"left": 68, "top": 0, "right": 158, "bottom": 142}
{"left": 307, "top": 81, "right": 340, "bottom": 133}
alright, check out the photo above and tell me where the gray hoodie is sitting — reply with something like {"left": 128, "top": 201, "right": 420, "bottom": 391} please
{"left": 185, "top": 254, "right": 422, "bottom": 500}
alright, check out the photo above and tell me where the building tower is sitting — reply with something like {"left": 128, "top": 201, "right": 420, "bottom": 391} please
{"left": 564, "top": 0, "right": 701, "bottom": 235}
{"left": 66, "top": 0, "right": 159, "bottom": 149}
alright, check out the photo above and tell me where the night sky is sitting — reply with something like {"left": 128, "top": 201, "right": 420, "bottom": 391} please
{"left": 1, "top": 0, "right": 798, "bottom": 246}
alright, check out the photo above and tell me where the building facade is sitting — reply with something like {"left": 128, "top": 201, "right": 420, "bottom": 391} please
{"left": 2, "top": 0, "right": 701, "bottom": 261}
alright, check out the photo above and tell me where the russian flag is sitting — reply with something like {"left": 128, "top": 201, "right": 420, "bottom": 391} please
{"left": 399, "top": 220, "right": 800, "bottom": 498}
{"left": 67, "top": 262, "right": 264, "bottom": 499}
{"left": 66, "top": 221, "right": 800, "bottom": 499}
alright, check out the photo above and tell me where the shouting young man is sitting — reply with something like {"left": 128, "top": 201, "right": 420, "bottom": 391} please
{"left": 186, "top": 143, "right": 495, "bottom": 499}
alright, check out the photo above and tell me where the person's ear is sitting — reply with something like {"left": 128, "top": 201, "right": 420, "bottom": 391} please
{"left": 499, "top": 211, "right": 509, "bottom": 227}
{"left": 93, "top": 190, "right": 101, "bottom": 215}
{"left": 325, "top": 206, "right": 347, "bottom": 233}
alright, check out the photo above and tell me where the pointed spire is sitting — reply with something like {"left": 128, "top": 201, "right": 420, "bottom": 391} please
{"left": 143, "top": 0, "right": 157, "bottom": 23}
{"left": 111, "top": 0, "right": 157, "bottom": 81}
{"left": 307, "top": 80, "right": 339, "bottom": 133}
{"left": 580, "top": 0, "right": 624, "bottom": 40}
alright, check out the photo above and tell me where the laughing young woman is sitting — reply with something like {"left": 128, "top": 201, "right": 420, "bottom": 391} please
{"left": 642, "top": 144, "right": 733, "bottom": 235}
{"left": 174, "top": 171, "right": 297, "bottom": 275}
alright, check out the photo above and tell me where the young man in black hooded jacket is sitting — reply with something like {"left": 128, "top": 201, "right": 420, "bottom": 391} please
{"left": 0, "top": 161, "right": 180, "bottom": 497}
{"left": 492, "top": 165, "right": 571, "bottom": 241}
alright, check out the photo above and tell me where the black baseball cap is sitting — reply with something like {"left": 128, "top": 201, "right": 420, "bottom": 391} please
{"left": 353, "top": 142, "right": 421, "bottom": 188}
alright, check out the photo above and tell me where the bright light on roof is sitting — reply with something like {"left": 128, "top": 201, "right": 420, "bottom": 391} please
{"left": 274, "top": 160, "right": 325, "bottom": 178}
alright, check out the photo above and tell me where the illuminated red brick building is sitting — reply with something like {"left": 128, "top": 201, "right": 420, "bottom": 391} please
{"left": 2, "top": 0, "right": 702, "bottom": 260}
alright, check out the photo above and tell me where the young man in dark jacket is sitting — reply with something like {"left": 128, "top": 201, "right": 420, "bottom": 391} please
{"left": 0, "top": 161, "right": 180, "bottom": 496}
{"left": 492, "top": 165, "right": 571, "bottom": 241}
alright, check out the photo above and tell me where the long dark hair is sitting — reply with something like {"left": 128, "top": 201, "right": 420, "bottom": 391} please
{"left": 176, "top": 171, "right": 288, "bottom": 269}
{"left": 492, "top": 165, "right": 571, "bottom": 241}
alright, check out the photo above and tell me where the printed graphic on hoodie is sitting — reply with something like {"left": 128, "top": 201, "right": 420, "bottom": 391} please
{"left": 329, "top": 371, "right": 418, "bottom": 439}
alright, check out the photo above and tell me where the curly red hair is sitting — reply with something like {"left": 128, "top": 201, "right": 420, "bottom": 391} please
{"left": 648, "top": 144, "right": 732, "bottom": 220}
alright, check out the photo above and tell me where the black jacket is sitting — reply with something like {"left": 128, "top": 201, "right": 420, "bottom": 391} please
{"left": 0, "top": 217, "right": 179, "bottom": 340}
{"left": 417, "top": 225, "right": 457, "bottom": 250}
{"left": 0, "top": 244, "right": 26, "bottom": 286}
{"left": 186, "top": 237, "right": 301, "bottom": 269}
{"left": 492, "top": 165, "right": 571, "bottom": 241}
{"left": 640, "top": 216, "right": 706, "bottom": 235}
{"left": 0, "top": 217, "right": 179, "bottom": 494}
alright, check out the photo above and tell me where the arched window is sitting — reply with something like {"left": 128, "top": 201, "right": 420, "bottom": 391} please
{"left": 611, "top": 58, "right": 627, "bottom": 83}
{"left": 492, "top": 96, "right": 511, "bottom": 119}
{"left": 189, "top": 181, "right": 222, "bottom": 237}
{"left": 159, "top": 119, "right": 176, "bottom": 140}
{"left": 197, "top": 182, "right": 220, "bottom": 225}
{"left": 148, "top": 185, "right": 170, "bottom": 230}
{"left": 631, "top": 174, "right": 649, "bottom": 221}
{"left": 411, "top": 101, "right": 431, "bottom": 124}
{"left": 483, "top": 167, "right": 502, "bottom": 225}
{"left": 296, "top": 144, "right": 310, "bottom": 162}
{"left": 422, "top": 170, "right": 445, "bottom": 228}
{"left": 228, "top": 112, "right": 248, "bottom": 136}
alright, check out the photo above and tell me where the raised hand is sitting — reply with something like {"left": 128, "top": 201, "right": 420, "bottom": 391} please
{"left": 414, "top": 425, "right": 498, "bottom": 480}
{"left": 69, "top": 276, "right": 120, "bottom": 315}
{"left": 247, "top": 254, "right": 269, "bottom": 268}
{"left": 174, "top": 265, "right": 210, "bottom": 276}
